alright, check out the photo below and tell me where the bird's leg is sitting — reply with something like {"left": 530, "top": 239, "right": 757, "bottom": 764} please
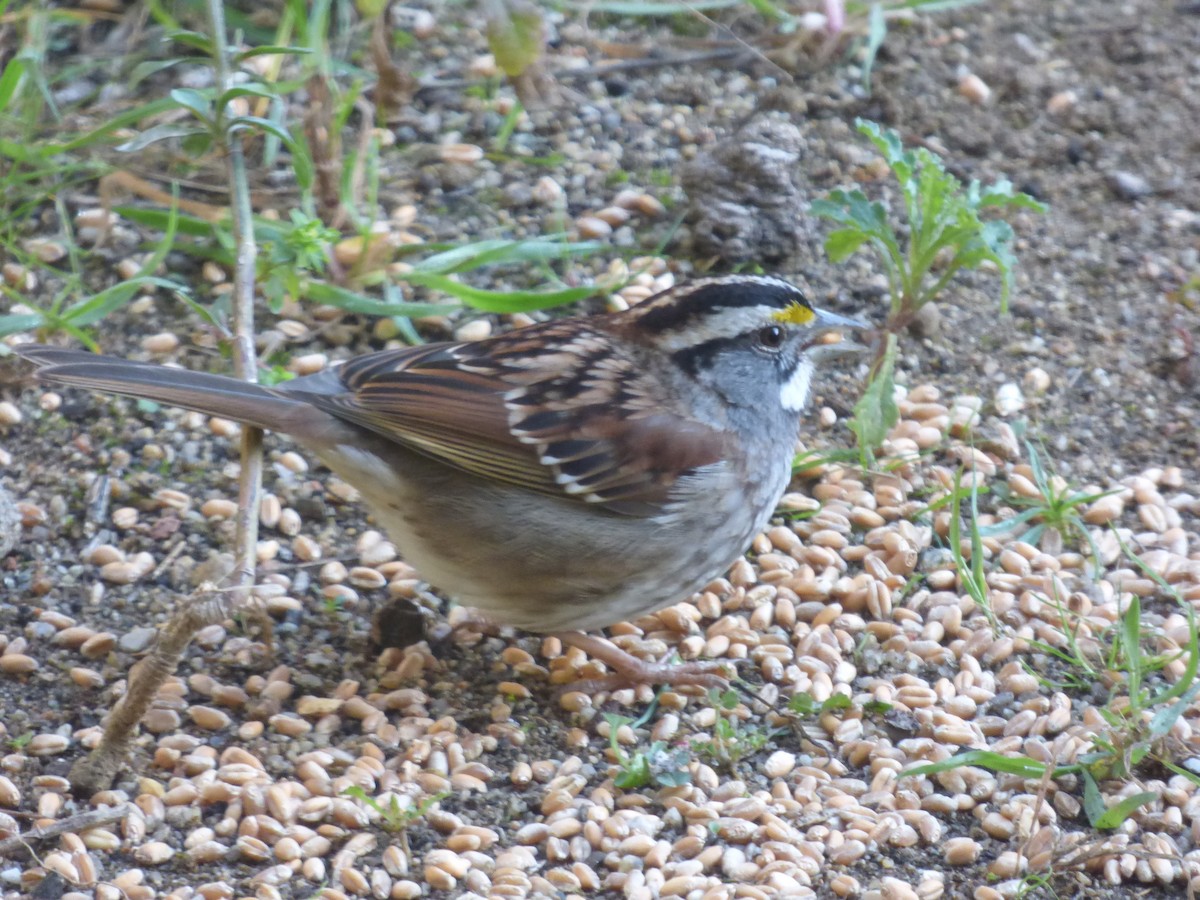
{"left": 553, "top": 631, "right": 734, "bottom": 693}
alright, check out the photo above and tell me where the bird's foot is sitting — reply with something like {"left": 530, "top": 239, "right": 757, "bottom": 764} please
{"left": 552, "top": 631, "right": 734, "bottom": 694}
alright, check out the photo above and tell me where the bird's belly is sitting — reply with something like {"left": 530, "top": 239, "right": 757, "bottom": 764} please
{"left": 314, "top": 440, "right": 772, "bottom": 634}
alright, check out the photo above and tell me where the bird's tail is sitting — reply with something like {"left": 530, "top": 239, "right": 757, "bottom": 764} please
{"left": 15, "top": 345, "right": 313, "bottom": 434}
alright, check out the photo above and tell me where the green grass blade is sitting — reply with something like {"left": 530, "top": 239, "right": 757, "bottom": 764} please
{"left": 302, "top": 282, "right": 459, "bottom": 318}
{"left": 1094, "top": 790, "right": 1157, "bottom": 830}
{"left": 903, "top": 749, "right": 1051, "bottom": 779}
{"left": 401, "top": 272, "right": 598, "bottom": 313}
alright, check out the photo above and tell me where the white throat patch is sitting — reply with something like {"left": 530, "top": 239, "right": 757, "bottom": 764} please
{"left": 780, "top": 357, "right": 814, "bottom": 412}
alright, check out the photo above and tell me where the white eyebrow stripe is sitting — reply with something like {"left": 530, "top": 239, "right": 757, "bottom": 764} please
{"left": 652, "top": 306, "right": 781, "bottom": 352}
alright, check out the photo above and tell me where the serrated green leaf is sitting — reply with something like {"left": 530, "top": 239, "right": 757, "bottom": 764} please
{"left": 823, "top": 227, "right": 872, "bottom": 262}
{"left": 856, "top": 118, "right": 913, "bottom": 182}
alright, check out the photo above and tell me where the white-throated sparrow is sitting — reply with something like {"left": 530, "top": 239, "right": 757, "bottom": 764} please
{"left": 17, "top": 275, "right": 862, "bottom": 688}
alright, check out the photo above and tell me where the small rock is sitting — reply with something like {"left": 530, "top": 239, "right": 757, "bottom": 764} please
{"left": 0, "top": 482, "right": 17, "bottom": 557}
{"left": 502, "top": 182, "right": 533, "bottom": 207}
{"left": 958, "top": 73, "right": 991, "bottom": 105}
{"left": 909, "top": 302, "right": 941, "bottom": 338}
{"left": 1023, "top": 367, "right": 1051, "bottom": 394}
{"left": 532, "top": 176, "right": 564, "bottom": 205}
{"left": 119, "top": 626, "right": 158, "bottom": 654}
{"left": 1107, "top": 171, "right": 1151, "bottom": 201}
{"left": 1046, "top": 90, "right": 1077, "bottom": 114}
{"left": 995, "top": 383, "right": 1025, "bottom": 417}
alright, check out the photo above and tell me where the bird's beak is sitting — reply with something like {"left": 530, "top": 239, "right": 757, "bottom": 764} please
{"left": 813, "top": 307, "right": 869, "bottom": 331}
{"left": 808, "top": 307, "right": 871, "bottom": 360}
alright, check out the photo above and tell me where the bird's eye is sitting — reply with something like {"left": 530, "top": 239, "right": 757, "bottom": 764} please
{"left": 757, "top": 325, "right": 785, "bottom": 350}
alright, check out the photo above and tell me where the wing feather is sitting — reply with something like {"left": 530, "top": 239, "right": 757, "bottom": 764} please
{"left": 282, "top": 328, "right": 732, "bottom": 517}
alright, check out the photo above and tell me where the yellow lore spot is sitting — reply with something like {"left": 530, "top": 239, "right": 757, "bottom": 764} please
{"left": 771, "top": 301, "right": 815, "bottom": 326}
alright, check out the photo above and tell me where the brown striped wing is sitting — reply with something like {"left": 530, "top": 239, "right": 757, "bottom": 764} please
{"left": 285, "top": 328, "right": 731, "bottom": 517}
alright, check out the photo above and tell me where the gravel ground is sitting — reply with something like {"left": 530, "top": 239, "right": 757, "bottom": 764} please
{"left": 1, "top": 1, "right": 1199, "bottom": 899}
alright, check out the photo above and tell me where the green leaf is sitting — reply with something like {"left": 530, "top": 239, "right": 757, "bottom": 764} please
{"left": 848, "top": 334, "right": 899, "bottom": 459}
{"left": 115, "top": 206, "right": 221, "bottom": 237}
{"left": 401, "top": 274, "right": 597, "bottom": 314}
{"left": 886, "top": 0, "right": 986, "bottom": 10}
{"left": 860, "top": 3, "right": 886, "bottom": 93}
{"left": 303, "top": 282, "right": 460, "bottom": 318}
{"left": 129, "top": 58, "right": 185, "bottom": 88}
{"left": 823, "top": 227, "right": 872, "bottom": 262}
{"left": 0, "top": 56, "right": 28, "bottom": 113}
{"left": 226, "top": 115, "right": 296, "bottom": 147}
{"left": 856, "top": 118, "right": 913, "bottom": 183}
{"left": 235, "top": 44, "right": 312, "bottom": 61}
{"left": 218, "top": 84, "right": 278, "bottom": 106}
{"left": 1148, "top": 668, "right": 1200, "bottom": 739}
{"left": 1093, "top": 789, "right": 1158, "bottom": 830}
{"left": 903, "top": 749, "right": 1051, "bottom": 780}
{"left": 1160, "top": 760, "right": 1200, "bottom": 788}
{"left": 821, "top": 694, "right": 853, "bottom": 713}
{"left": 0, "top": 313, "right": 44, "bottom": 337}
{"left": 654, "top": 754, "right": 693, "bottom": 788}
{"left": 181, "top": 131, "right": 214, "bottom": 157}
{"left": 411, "top": 237, "right": 602, "bottom": 275}
{"left": 566, "top": 0, "right": 738, "bottom": 13}
{"left": 613, "top": 754, "right": 651, "bottom": 789}
{"left": 1122, "top": 595, "right": 1143, "bottom": 700}
{"left": 116, "top": 123, "right": 204, "bottom": 153}
{"left": 788, "top": 693, "right": 817, "bottom": 716}
{"left": 0, "top": 138, "right": 43, "bottom": 164}
{"left": 166, "top": 29, "right": 215, "bottom": 54}
{"left": 486, "top": 2, "right": 544, "bottom": 79}
{"left": 62, "top": 276, "right": 187, "bottom": 327}
{"left": 169, "top": 88, "right": 215, "bottom": 123}
{"left": 52, "top": 97, "right": 181, "bottom": 153}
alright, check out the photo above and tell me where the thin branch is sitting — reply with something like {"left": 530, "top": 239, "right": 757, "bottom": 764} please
{"left": 208, "top": 0, "right": 264, "bottom": 607}
{"left": 67, "top": 0, "right": 267, "bottom": 796}
{"left": 0, "top": 804, "right": 131, "bottom": 859}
